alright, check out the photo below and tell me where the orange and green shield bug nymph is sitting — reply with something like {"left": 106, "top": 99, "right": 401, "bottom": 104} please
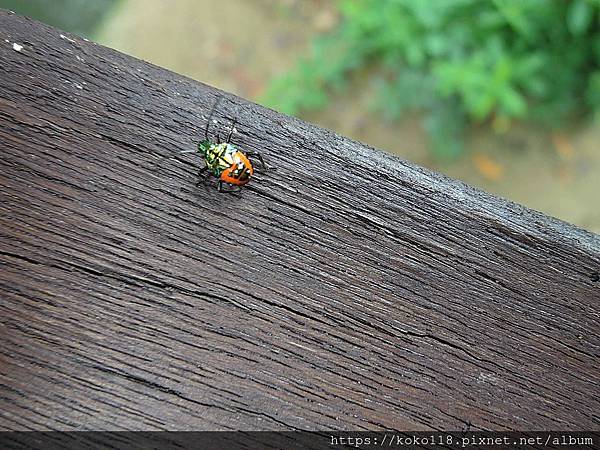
{"left": 183, "top": 96, "right": 266, "bottom": 193}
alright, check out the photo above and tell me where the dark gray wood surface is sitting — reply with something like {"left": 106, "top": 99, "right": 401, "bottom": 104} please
{"left": 1, "top": 11, "right": 599, "bottom": 431}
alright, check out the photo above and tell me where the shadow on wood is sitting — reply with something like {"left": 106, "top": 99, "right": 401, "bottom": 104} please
{"left": 0, "top": 11, "right": 599, "bottom": 431}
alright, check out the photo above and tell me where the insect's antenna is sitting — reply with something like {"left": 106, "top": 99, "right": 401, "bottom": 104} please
{"left": 205, "top": 96, "right": 223, "bottom": 141}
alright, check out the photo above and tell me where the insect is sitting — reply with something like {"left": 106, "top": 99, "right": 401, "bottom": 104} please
{"left": 182, "top": 97, "right": 265, "bottom": 193}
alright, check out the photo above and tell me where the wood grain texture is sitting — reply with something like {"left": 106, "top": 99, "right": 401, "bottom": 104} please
{"left": 1, "top": 11, "right": 599, "bottom": 432}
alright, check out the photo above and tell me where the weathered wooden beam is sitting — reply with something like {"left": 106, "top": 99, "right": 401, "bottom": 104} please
{"left": 1, "top": 10, "right": 599, "bottom": 432}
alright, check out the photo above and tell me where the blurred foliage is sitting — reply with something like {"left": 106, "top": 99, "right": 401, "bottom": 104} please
{"left": 262, "top": 0, "right": 600, "bottom": 159}
{"left": 0, "top": 0, "right": 117, "bottom": 37}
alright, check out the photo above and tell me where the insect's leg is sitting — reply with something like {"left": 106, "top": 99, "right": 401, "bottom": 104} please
{"left": 195, "top": 166, "right": 211, "bottom": 186}
{"left": 216, "top": 132, "right": 221, "bottom": 144}
{"left": 217, "top": 181, "right": 241, "bottom": 194}
{"left": 245, "top": 151, "right": 266, "bottom": 170}
{"left": 226, "top": 118, "right": 237, "bottom": 144}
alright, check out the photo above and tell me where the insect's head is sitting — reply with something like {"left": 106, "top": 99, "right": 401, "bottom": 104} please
{"left": 197, "top": 139, "right": 211, "bottom": 156}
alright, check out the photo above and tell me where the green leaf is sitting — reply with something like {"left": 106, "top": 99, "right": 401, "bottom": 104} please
{"left": 499, "top": 87, "right": 527, "bottom": 117}
{"left": 567, "top": 0, "right": 593, "bottom": 35}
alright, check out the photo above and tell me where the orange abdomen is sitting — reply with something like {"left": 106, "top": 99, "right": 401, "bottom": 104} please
{"left": 220, "top": 152, "right": 254, "bottom": 186}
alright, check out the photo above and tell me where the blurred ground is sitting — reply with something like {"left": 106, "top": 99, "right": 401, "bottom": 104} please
{"left": 95, "top": 0, "right": 600, "bottom": 233}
